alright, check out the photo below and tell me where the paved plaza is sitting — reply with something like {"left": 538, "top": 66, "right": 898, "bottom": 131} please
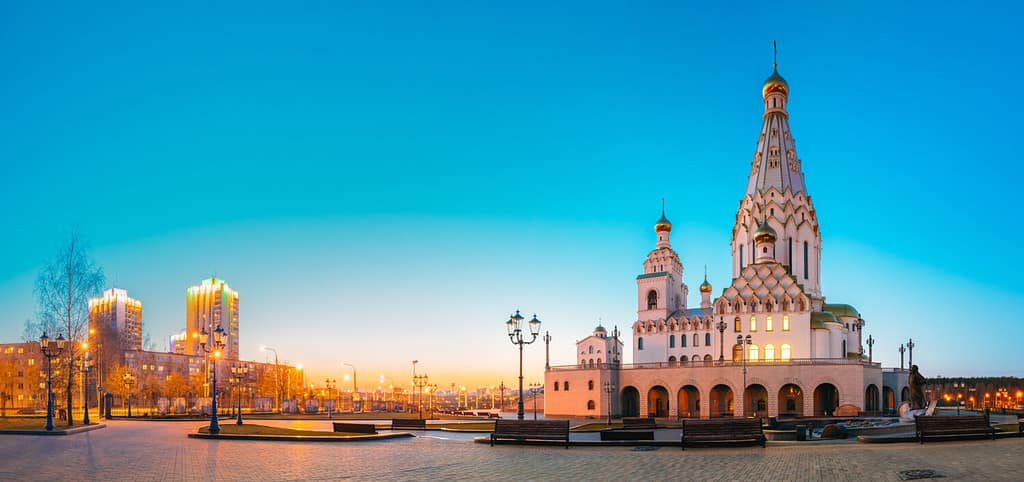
{"left": 0, "top": 420, "right": 1021, "bottom": 481}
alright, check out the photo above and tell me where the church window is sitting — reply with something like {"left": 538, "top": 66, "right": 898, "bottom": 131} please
{"left": 781, "top": 344, "right": 792, "bottom": 361}
{"left": 647, "top": 290, "right": 658, "bottom": 310}
{"left": 564, "top": 381, "right": 569, "bottom": 391}
{"left": 597, "top": 358, "right": 601, "bottom": 364}
{"left": 588, "top": 380, "right": 594, "bottom": 390}
{"left": 587, "top": 400, "right": 595, "bottom": 410}
{"left": 705, "top": 333, "right": 711, "bottom": 345}
{"left": 693, "top": 334, "right": 699, "bottom": 347}
{"left": 788, "top": 238, "right": 793, "bottom": 271}
{"left": 750, "top": 316, "right": 757, "bottom": 332}
{"left": 589, "top": 359, "right": 594, "bottom": 368}
{"left": 589, "top": 346, "right": 593, "bottom": 354}
{"left": 734, "top": 317, "right": 741, "bottom": 332}
{"left": 766, "top": 316, "right": 773, "bottom": 331}
{"left": 842, "top": 340, "right": 847, "bottom": 356}
{"left": 770, "top": 208, "right": 774, "bottom": 216}
{"left": 803, "top": 241, "right": 809, "bottom": 279}
{"left": 764, "top": 344, "right": 775, "bottom": 361}
{"left": 749, "top": 344, "right": 759, "bottom": 361}
{"left": 669, "top": 335, "right": 675, "bottom": 348}
{"left": 638, "top": 338, "right": 644, "bottom": 350}
{"left": 739, "top": 248, "right": 744, "bottom": 268}
{"left": 783, "top": 315, "right": 790, "bottom": 331}
{"left": 732, "top": 344, "right": 743, "bottom": 362}
{"left": 692, "top": 354, "right": 700, "bottom": 362}
{"left": 681, "top": 335, "right": 687, "bottom": 347}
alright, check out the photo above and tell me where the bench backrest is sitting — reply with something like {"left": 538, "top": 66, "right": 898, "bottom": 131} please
{"left": 683, "top": 418, "right": 763, "bottom": 436}
{"left": 392, "top": 419, "right": 427, "bottom": 428}
{"left": 493, "top": 419, "right": 569, "bottom": 435}
{"left": 915, "top": 415, "right": 989, "bottom": 429}
{"left": 332, "top": 422, "right": 377, "bottom": 434}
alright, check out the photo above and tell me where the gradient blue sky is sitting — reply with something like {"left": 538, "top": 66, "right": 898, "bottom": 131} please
{"left": 1, "top": 2, "right": 1021, "bottom": 387}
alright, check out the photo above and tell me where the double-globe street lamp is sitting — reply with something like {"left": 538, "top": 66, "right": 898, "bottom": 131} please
{"left": 231, "top": 363, "right": 249, "bottom": 424}
{"left": 122, "top": 372, "right": 136, "bottom": 417}
{"left": 504, "top": 310, "right": 541, "bottom": 421}
{"left": 81, "top": 345, "right": 93, "bottom": 425}
{"left": 737, "top": 334, "right": 751, "bottom": 417}
{"left": 413, "top": 374, "right": 430, "bottom": 419}
{"left": 603, "top": 381, "right": 616, "bottom": 426}
{"left": 39, "top": 332, "right": 66, "bottom": 432}
{"left": 198, "top": 325, "right": 227, "bottom": 434}
{"left": 715, "top": 319, "right": 727, "bottom": 362}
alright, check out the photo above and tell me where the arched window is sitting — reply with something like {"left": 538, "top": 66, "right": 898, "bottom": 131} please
{"left": 647, "top": 290, "right": 658, "bottom": 310}
{"left": 588, "top": 380, "right": 594, "bottom": 390}
{"left": 764, "top": 344, "right": 775, "bottom": 361}
{"left": 740, "top": 247, "right": 744, "bottom": 268}
{"left": 734, "top": 316, "right": 741, "bottom": 332}
{"left": 783, "top": 315, "right": 790, "bottom": 331}
{"left": 691, "top": 354, "right": 700, "bottom": 362}
{"left": 693, "top": 334, "right": 699, "bottom": 347}
{"left": 597, "top": 358, "right": 601, "bottom": 364}
{"left": 587, "top": 400, "right": 595, "bottom": 410}
{"left": 842, "top": 340, "right": 847, "bottom": 357}
{"left": 589, "top": 346, "right": 594, "bottom": 354}
{"left": 732, "top": 344, "right": 743, "bottom": 362}
{"left": 705, "top": 333, "right": 711, "bottom": 346}
{"left": 803, "top": 241, "right": 809, "bottom": 279}
{"left": 681, "top": 335, "right": 687, "bottom": 347}
{"left": 766, "top": 316, "right": 773, "bottom": 331}
{"left": 554, "top": 382, "right": 559, "bottom": 391}
{"left": 638, "top": 337, "right": 644, "bottom": 350}
{"left": 750, "top": 316, "right": 757, "bottom": 332}
{"left": 589, "top": 359, "right": 594, "bottom": 368}
{"left": 781, "top": 344, "right": 791, "bottom": 361}
{"left": 563, "top": 381, "right": 569, "bottom": 391}
{"left": 669, "top": 335, "right": 675, "bottom": 348}
{"left": 749, "top": 344, "right": 759, "bottom": 361}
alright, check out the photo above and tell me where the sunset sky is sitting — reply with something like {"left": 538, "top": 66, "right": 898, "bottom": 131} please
{"left": 1, "top": 2, "right": 1022, "bottom": 388}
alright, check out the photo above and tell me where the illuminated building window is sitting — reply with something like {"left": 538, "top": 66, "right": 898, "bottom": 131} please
{"left": 766, "top": 316, "right": 773, "bottom": 331}
{"left": 734, "top": 317, "right": 741, "bottom": 332}
{"left": 750, "top": 316, "right": 757, "bottom": 332}
{"left": 783, "top": 315, "right": 790, "bottom": 331}
{"left": 764, "top": 344, "right": 775, "bottom": 361}
{"left": 749, "top": 344, "right": 759, "bottom": 361}
{"left": 28, "top": 359, "right": 35, "bottom": 366}
{"left": 781, "top": 344, "right": 792, "bottom": 361}
{"left": 732, "top": 344, "right": 743, "bottom": 362}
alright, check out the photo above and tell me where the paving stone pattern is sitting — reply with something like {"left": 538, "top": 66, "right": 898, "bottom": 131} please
{"left": 0, "top": 421, "right": 1021, "bottom": 481}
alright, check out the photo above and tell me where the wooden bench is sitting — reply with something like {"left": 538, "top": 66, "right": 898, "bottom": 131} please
{"left": 392, "top": 419, "right": 427, "bottom": 430}
{"left": 681, "top": 418, "right": 765, "bottom": 450}
{"left": 914, "top": 413, "right": 995, "bottom": 443}
{"left": 490, "top": 420, "right": 570, "bottom": 448}
{"left": 332, "top": 422, "right": 377, "bottom": 434}
{"left": 622, "top": 417, "right": 657, "bottom": 429}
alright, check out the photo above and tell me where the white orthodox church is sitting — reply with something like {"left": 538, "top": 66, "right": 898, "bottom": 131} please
{"left": 545, "top": 62, "right": 910, "bottom": 419}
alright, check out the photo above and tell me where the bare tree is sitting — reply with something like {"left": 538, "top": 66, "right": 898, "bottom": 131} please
{"left": 34, "top": 234, "right": 104, "bottom": 426}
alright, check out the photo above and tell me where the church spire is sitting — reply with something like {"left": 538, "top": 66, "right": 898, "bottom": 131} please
{"left": 745, "top": 43, "right": 805, "bottom": 197}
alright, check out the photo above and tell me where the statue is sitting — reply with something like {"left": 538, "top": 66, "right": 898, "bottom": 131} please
{"left": 908, "top": 365, "right": 926, "bottom": 410}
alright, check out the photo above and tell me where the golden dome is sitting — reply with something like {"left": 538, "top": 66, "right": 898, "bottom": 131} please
{"left": 762, "top": 68, "right": 788, "bottom": 98}
{"left": 753, "top": 218, "right": 777, "bottom": 243}
{"left": 699, "top": 276, "right": 712, "bottom": 293}
{"left": 654, "top": 212, "right": 672, "bottom": 233}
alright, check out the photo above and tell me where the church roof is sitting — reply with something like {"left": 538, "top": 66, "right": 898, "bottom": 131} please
{"left": 811, "top": 311, "right": 842, "bottom": 329}
{"left": 669, "top": 307, "right": 714, "bottom": 319}
{"left": 745, "top": 67, "right": 807, "bottom": 197}
{"left": 823, "top": 303, "right": 860, "bottom": 318}
{"left": 719, "top": 262, "right": 807, "bottom": 306}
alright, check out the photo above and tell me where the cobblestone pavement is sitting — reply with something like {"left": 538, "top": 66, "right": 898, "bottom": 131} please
{"left": 0, "top": 420, "right": 1021, "bottom": 481}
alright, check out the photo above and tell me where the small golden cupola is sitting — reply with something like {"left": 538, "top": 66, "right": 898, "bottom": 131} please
{"left": 654, "top": 201, "right": 673, "bottom": 249}
{"left": 754, "top": 218, "right": 778, "bottom": 263}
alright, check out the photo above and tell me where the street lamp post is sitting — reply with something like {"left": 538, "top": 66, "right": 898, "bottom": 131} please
{"left": 952, "top": 382, "right": 964, "bottom": 415}
{"left": 198, "top": 325, "right": 226, "bottom": 434}
{"left": 528, "top": 382, "right": 542, "bottom": 420}
{"left": 82, "top": 345, "right": 92, "bottom": 425}
{"left": 907, "top": 338, "right": 915, "bottom": 368}
{"left": 898, "top": 344, "right": 906, "bottom": 370}
{"left": 39, "top": 332, "right": 66, "bottom": 432}
{"left": 342, "top": 363, "right": 357, "bottom": 412}
{"left": 603, "top": 381, "right": 616, "bottom": 426}
{"left": 866, "top": 335, "right": 874, "bottom": 363}
{"left": 231, "top": 363, "right": 249, "bottom": 424}
{"left": 324, "top": 378, "right": 336, "bottom": 418}
{"left": 716, "top": 318, "right": 727, "bottom": 362}
{"left": 260, "top": 346, "right": 280, "bottom": 413}
{"left": 413, "top": 374, "right": 429, "bottom": 419}
{"left": 737, "top": 334, "right": 751, "bottom": 417}
{"left": 122, "top": 372, "right": 136, "bottom": 417}
{"left": 504, "top": 310, "right": 542, "bottom": 420}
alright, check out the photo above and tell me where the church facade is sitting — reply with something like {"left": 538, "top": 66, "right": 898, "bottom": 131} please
{"left": 544, "top": 63, "right": 909, "bottom": 419}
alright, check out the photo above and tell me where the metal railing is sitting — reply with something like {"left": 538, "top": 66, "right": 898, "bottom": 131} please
{"left": 549, "top": 358, "right": 880, "bottom": 371}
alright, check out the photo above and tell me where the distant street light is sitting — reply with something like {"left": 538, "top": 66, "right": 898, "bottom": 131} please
{"left": 505, "top": 310, "right": 542, "bottom": 420}
{"left": 603, "top": 382, "right": 616, "bottom": 425}
{"left": 529, "top": 382, "right": 542, "bottom": 420}
{"left": 231, "top": 363, "right": 249, "bottom": 424}
{"left": 81, "top": 343, "right": 92, "bottom": 426}
{"left": 198, "top": 325, "right": 226, "bottom": 434}
{"left": 122, "top": 372, "right": 136, "bottom": 417}
{"left": 342, "top": 363, "right": 357, "bottom": 412}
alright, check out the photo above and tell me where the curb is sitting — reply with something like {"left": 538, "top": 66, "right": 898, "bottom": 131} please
{"left": 0, "top": 423, "right": 107, "bottom": 436}
{"left": 187, "top": 431, "right": 415, "bottom": 442}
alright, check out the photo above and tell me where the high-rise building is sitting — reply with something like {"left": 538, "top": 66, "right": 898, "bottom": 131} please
{"left": 88, "top": 288, "right": 143, "bottom": 351}
{"left": 185, "top": 277, "right": 239, "bottom": 359}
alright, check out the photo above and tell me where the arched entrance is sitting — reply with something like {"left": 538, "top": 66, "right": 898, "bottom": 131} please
{"left": 883, "top": 386, "right": 895, "bottom": 412}
{"left": 677, "top": 385, "right": 700, "bottom": 418}
{"left": 864, "top": 384, "right": 880, "bottom": 414}
{"left": 621, "top": 386, "right": 640, "bottom": 417}
{"left": 813, "top": 383, "right": 839, "bottom": 416}
{"left": 744, "top": 384, "right": 769, "bottom": 417}
{"left": 778, "top": 384, "right": 804, "bottom": 417}
{"left": 648, "top": 386, "right": 669, "bottom": 417}
{"left": 710, "top": 384, "right": 734, "bottom": 417}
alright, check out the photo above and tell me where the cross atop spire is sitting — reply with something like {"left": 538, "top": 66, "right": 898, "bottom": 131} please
{"left": 773, "top": 40, "right": 778, "bottom": 70}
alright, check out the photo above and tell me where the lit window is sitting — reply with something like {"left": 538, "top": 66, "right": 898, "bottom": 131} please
{"left": 750, "top": 316, "right": 757, "bottom": 332}
{"left": 734, "top": 317, "right": 741, "bottom": 332}
{"left": 766, "top": 316, "right": 773, "bottom": 331}
{"left": 28, "top": 359, "right": 35, "bottom": 366}
{"left": 749, "top": 344, "right": 759, "bottom": 361}
{"left": 781, "top": 344, "right": 791, "bottom": 361}
{"left": 764, "top": 344, "right": 775, "bottom": 361}
{"left": 782, "top": 315, "right": 790, "bottom": 331}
